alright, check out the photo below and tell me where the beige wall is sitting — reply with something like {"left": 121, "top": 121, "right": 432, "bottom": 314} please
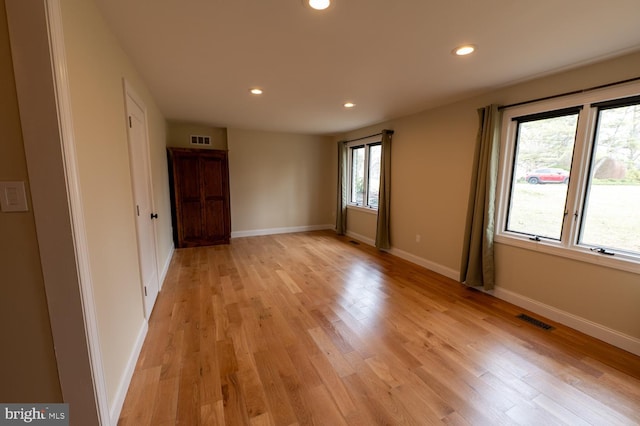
{"left": 342, "top": 51, "right": 640, "bottom": 340}
{"left": 167, "top": 120, "right": 228, "bottom": 150}
{"left": 0, "top": 0, "right": 62, "bottom": 402}
{"left": 60, "top": 0, "right": 172, "bottom": 408}
{"left": 495, "top": 245, "right": 640, "bottom": 337}
{"left": 228, "top": 128, "right": 334, "bottom": 233}
{"left": 345, "top": 208, "right": 378, "bottom": 242}
{"left": 343, "top": 104, "right": 476, "bottom": 275}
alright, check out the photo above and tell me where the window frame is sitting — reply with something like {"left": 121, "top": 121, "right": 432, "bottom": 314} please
{"left": 504, "top": 107, "right": 581, "bottom": 241}
{"left": 495, "top": 81, "right": 640, "bottom": 275}
{"left": 346, "top": 136, "right": 382, "bottom": 212}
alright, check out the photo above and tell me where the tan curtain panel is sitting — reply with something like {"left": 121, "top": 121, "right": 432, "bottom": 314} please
{"left": 375, "top": 130, "right": 393, "bottom": 249}
{"left": 336, "top": 140, "right": 348, "bottom": 235}
{"left": 461, "top": 105, "right": 501, "bottom": 290}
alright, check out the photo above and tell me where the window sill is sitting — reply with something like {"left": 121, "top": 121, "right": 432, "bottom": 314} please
{"left": 346, "top": 204, "right": 378, "bottom": 215}
{"left": 494, "top": 234, "right": 640, "bottom": 275}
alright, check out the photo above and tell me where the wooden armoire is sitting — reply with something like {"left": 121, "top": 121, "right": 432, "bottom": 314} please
{"left": 168, "top": 148, "right": 231, "bottom": 247}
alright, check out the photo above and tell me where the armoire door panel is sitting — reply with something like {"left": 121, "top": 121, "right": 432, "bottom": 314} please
{"left": 175, "top": 156, "right": 200, "bottom": 199}
{"left": 201, "top": 157, "right": 224, "bottom": 197}
{"left": 168, "top": 148, "right": 231, "bottom": 247}
{"left": 180, "top": 201, "right": 203, "bottom": 241}
{"left": 204, "top": 199, "right": 226, "bottom": 239}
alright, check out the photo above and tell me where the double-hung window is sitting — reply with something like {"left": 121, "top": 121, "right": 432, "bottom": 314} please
{"left": 347, "top": 137, "right": 382, "bottom": 210}
{"left": 496, "top": 81, "right": 640, "bottom": 273}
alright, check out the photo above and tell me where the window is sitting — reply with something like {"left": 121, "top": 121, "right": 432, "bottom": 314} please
{"left": 506, "top": 109, "right": 579, "bottom": 240}
{"left": 348, "top": 138, "right": 382, "bottom": 210}
{"left": 580, "top": 98, "right": 640, "bottom": 254}
{"left": 497, "top": 82, "right": 640, "bottom": 272}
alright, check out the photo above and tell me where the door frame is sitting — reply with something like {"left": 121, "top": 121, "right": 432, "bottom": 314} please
{"left": 123, "top": 79, "right": 162, "bottom": 317}
{"left": 6, "top": 0, "right": 108, "bottom": 424}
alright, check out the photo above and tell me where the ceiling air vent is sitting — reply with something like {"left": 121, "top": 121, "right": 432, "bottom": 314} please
{"left": 190, "top": 135, "right": 211, "bottom": 146}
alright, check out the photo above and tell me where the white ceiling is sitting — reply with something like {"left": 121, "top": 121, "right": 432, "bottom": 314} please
{"left": 94, "top": 0, "right": 640, "bottom": 135}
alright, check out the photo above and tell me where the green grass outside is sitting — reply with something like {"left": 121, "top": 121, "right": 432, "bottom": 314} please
{"left": 507, "top": 183, "right": 640, "bottom": 253}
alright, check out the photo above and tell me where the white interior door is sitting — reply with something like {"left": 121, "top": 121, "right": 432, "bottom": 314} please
{"left": 125, "top": 87, "right": 159, "bottom": 319}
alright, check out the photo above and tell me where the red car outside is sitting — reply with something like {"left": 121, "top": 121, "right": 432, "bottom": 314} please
{"left": 525, "top": 168, "right": 570, "bottom": 184}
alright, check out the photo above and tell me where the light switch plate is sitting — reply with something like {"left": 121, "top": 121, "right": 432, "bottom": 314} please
{"left": 0, "top": 181, "right": 29, "bottom": 212}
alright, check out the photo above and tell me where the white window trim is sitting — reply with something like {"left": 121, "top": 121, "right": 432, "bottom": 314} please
{"left": 495, "top": 80, "right": 640, "bottom": 275}
{"left": 346, "top": 136, "right": 381, "bottom": 211}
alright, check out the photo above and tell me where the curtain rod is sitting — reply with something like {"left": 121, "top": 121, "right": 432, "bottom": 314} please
{"left": 344, "top": 130, "right": 394, "bottom": 144}
{"left": 498, "top": 76, "right": 640, "bottom": 111}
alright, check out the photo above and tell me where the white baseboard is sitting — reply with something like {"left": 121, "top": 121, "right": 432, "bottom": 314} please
{"left": 108, "top": 247, "right": 172, "bottom": 423}
{"left": 231, "top": 224, "right": 334, "bottom": 238}
{"left": 345, "top": 231, "right": 460, "bottom": 281}
{"left": 345, "top": 231, "right": 375, "bottom": 247}
{"left": 109, "top": 320, "right": 149, "bottom": 425}
{"left": 388, "top": 247, "right": 460, "bottom": 281}
{"left": 158, "top": 244, "right": 174, "bottom": 291}
{"left": 493, "top": 287, "right": 640, "bottom": 356}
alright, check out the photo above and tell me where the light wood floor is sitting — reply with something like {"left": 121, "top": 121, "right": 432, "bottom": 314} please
{"left": 118, "top": 231, "right": 640, "bottom": 425}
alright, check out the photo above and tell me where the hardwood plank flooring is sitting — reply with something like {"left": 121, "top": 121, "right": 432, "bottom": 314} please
{"left": 118, "top": 231, "right": 640, "bottom": 425}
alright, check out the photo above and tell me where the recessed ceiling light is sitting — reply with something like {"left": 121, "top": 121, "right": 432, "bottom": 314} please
{"left": 249, "top": 88, "right": 263, "bottom": 95}
{"left": 453, "top": 45, "right": 476, "bottom": 56}
{"left": 308, "top": 0, "right": 331, "bottom": 10}
{"left": 344, "top": 102, "right": 355, "bottom": 108}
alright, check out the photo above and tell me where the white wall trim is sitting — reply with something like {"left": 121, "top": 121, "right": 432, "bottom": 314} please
{"left": 45, "top": 1, "right": 111, "bottom": 421}
{"left": 231, "top": 224, "right": 333, "bottom": 238}
{"left": 108, "top": 320, "right": 148, "bottom": 425}
{"left": 7, "top": 0, "right": 108, "bottom": 424}
{"left": 388, "top": 247, "right": 460, "bottom": 281}
{"left": 345, "top": 231, "right": 375, "bottom": 247}
{"left": 345, "top": 231, "right": 460, "bottom": 281}
{"left": 158, "top": 245, "right": 175, "bottom": 290}
{"left": 493, "top": 287, "right": 640, "bottom": 356}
